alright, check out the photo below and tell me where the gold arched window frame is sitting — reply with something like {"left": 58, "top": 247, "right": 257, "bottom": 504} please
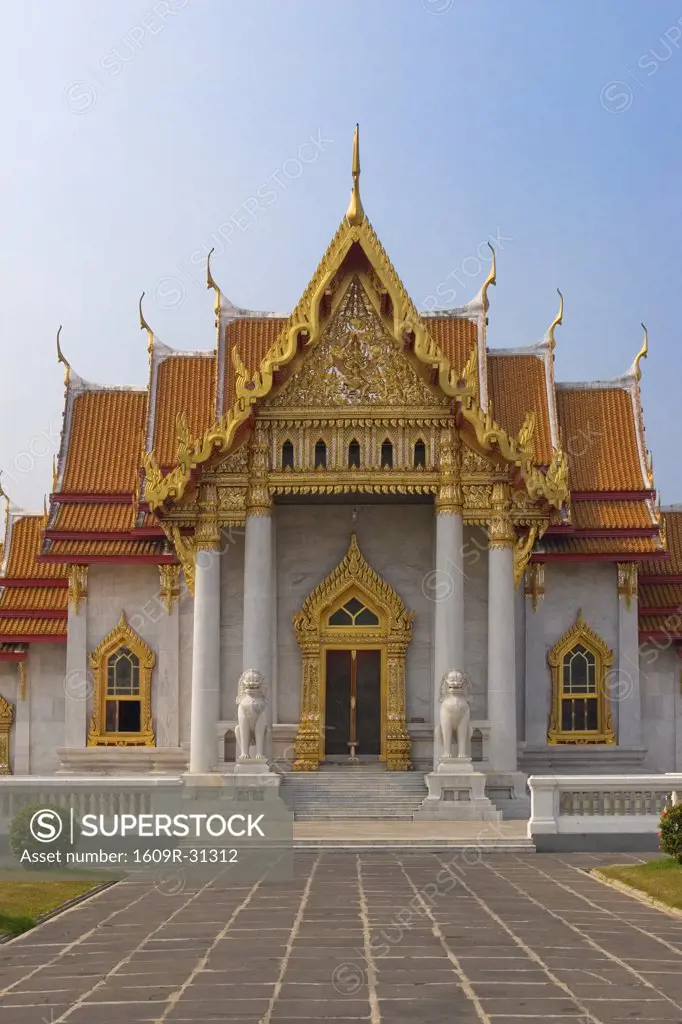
{"left": 87, "top": 613, "right": 155, "bottom": 747}
{"left": 547, "top": 611, "right": 615, "bottom": 745}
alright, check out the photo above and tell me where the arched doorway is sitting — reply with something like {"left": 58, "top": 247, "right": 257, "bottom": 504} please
{"left": 292, "top": 534, "right": 413, "bottom": 771}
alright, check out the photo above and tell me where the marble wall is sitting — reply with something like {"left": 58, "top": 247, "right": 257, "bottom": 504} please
{"left": 640, "top": 644, "right": 678, "bottom": 773}
{"left": 27, "top": 643, "right": 67, "bottom": 774}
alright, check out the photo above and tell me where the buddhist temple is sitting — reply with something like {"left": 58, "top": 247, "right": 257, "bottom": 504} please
{"left": 0, "top": 127, "right": 680, "bottom": 817}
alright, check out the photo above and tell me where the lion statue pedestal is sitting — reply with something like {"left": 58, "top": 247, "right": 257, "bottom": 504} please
{"left": 415, "top": 670, "right": 501, "bottom": 822}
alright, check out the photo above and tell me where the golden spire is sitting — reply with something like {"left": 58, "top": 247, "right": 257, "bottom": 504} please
{"left": 139, "top": 292, "right": 154, "bottom": 353}
{"left": 346, "top": 123, "right": 364, "bottom": 226}
{"left": 207, "top": 246, "right": 220, "bottom": 314}
{"left": 43, "top": 494, "right": 48, "bottom": 520}
{"left": 52, "top": 455, "right": 58, "bottom": 492}
{"left": 634, "top": 322, "right": 648, "bottom": 381}
{"left": 547, "top": 289, "right": 564, "bottom": 351}
{"left": 0, "top": 471, "right": 10, "bottom": 515}
{"left": 482, "top": 242, "right": 496, "bottom": 313}
{"left": 56, "top": 326, "right": 71, "bottom": 385}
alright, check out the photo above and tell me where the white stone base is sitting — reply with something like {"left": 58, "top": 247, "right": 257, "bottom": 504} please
{"left": 56, "top": 747, "right": 189, "bottom": 776}
{"left": 415, "top": 757, "right": 501, "bottom": 821}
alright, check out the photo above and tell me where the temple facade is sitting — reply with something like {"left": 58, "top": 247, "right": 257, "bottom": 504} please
{"left": 1, "top": 129, "right": 681, "bottom": 807}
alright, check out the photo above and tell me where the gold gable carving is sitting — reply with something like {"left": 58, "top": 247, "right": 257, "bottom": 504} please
{"left": 268, "top": 277, "right": 446, "bottom": 411}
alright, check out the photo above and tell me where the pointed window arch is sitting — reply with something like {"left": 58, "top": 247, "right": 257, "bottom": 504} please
{"left": 414, "top": 439, "right": 426, "bottom": 469}
{"left": 380, "top": 439, "right": 393, "bottom": 469}
{"left": 282, "top": 439, "right": 294, "bottom": 470}
{"left": 88, "top": 614, "right": 155, "bottom": 747}
{"left": 314, "top": 439, "right": 327, "bottom": 469}
{"left": 348, "top": 439, "right": 360, "bottom": 468}
{"left": 547, "top": 612, "right": 615, "bottom": 745}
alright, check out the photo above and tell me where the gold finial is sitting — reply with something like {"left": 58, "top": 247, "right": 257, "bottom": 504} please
{"left": 346, "top": 123, "right": 364, "bottom": 226}
{"left": 43, "top": 494, "right": 48, "bottom": 520}
{"left": 56, "top": 325, "right": 71, "bottom": 385}
{"left": 52, "top": 455, "right": 58, "bottom": 491}
{"left": 139, "top": 292, "right": 154, "bottom": 353}
{"left": 0, "top": 472, "right": 10, "bottom": 513}
{"left": 634, "top": 322, "right": 648, "bottom": 381}
{"left": 547, "top": 289, "right": 564, "bottom": 351}
{"left": 482, "top": 242, "right": 496, "bottom": 313}
{"left": 207, "top": 247, "right": 220, "bottom": 314}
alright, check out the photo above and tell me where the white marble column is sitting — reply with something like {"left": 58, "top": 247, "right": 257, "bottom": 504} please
{"left": 432, "top": 430, "right": 466, "bottom": 767}
{"left": 523, "top": 564, "right": 550, "bottom": 746}
{"left": 64, "top": 567, "right": 88, "bottom": 748}
{"left": 616, "top": 563, "right": 642, "bottom": 747}
{"left": 13, "top": 662, "right": 30, "bottom": 774}
{"left": 157, "top": 565, "right": 181, "bottom": 748}
{"left": 487, "top": 489, "right": 517, "bottom": 772}
{"left": 243, "top": 513, "right": 273, "bottom": 677}
{"left": 189, "top": 544, "right": 221, "bottom": 775}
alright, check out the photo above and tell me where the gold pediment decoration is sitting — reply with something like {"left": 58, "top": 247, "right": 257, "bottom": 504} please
{"left": 268, "top": 277, "right": 446, "bottom": 411}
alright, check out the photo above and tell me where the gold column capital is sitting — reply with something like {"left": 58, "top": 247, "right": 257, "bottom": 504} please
{"left": 67, "top": 565, "right": 88, "bottom": 612}
{"left": 246, "top": 423, "right": 272, "bottom": 516}
{"left": 524, "top": 562, "right": 545, "bottom": 612}
{"left": 488, "top": 480, "right": 514, "bottom": 548}
{"left": 435, "top": 427, "right": 462, "bottom": 515}
{"left": 617, "top": 562, "right": 638, "bottom": 611}
{"left": 159, "top": 564, "right": 181, "bottom": 612}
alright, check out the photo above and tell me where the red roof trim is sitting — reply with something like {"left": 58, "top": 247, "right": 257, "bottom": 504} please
{"left": 0, "top": 651, "right": 27, "bottom": 661}
{"left": 0, "top": 610, "right": 67, "bottom": 621}
{"left": 0, "top": 579, "right": 68, "bottom": 588}
{"left": 570, "top": 490, "right": 657, "bottom": 501}
{"left": 545, "top": 527, "right": 659, "bottom": 538}
{"left": 0, "top": 634, "right": 66, "bottom": 644}
{"left": 46, "top": 531, "right": 141, "bottom": 542}
{"left": 532, "top": 553, "right": 665, "bottom": 563}
{"left": 639, "top": 632, "right": 682, "bottom": 642}
{"left": 36, "top": 554, "right": 175, "bottom": 565}
{"left": 639, "top": 606, "right": 682, "bottom": 616}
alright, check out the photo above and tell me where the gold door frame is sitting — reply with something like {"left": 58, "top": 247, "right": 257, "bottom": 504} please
{"left": 292, "top": 533, "right": 413, "bottom": 771}
{"left": 321, "top": 643, "right": 385, "bottom": 761}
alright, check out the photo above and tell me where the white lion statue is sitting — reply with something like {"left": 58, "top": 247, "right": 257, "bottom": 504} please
{"left": 236, "top": 669, "right": 268, "bottom": 760}
{"left": 437, "top": 669, "right": 471, "bottom": 759}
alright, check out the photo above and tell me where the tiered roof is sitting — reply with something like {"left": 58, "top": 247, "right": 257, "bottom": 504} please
{"left": 0, "top": 129, "right": 672, "bottom": 646}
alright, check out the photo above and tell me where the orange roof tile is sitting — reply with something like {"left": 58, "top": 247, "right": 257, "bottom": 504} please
{"left": 541, "top": 535, "right": 661, "bottom": 556}
{"left": 427, "top": 318, "right": 478, "bottom": 382}
{"left": 152, "top": 355, "right": 216, "bottom": 467}
{"left": 639, "top": 583, "right": 682, "bottom": 609}
{"left": 51, "top": 503, "right": 136, "bottom": 534}
{"left": 555, "top": 387, "right": 645, "bottom": 491}
{"left": 0, "top": 588, "right": 67, "bottom": 612}
{"left": 62, "top": 389, "right": 147, "bottom": 495}
{"left": 0, "top": 617, "right": 66, "bottom": 638}
{"left": 4, "top": 516, "right": 67, "bottom": 580}
{"left": 223, "top": 318, "right": 287, "bottom": 410}
{"left": 47, "top": 539, "right": 165, "bottom": 558}
{"left": 570, "top": 500, "right": 655, "bottom": 531}
{"left": 640, "top": 511, "right": 682, "bottom": 576}
{"left": 488, "top": 353, "right": 552, "bottom": 464}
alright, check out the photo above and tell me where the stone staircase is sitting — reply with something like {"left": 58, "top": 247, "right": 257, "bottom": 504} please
{"left": 279, "top": 763, "right": 428, "bottom": 820}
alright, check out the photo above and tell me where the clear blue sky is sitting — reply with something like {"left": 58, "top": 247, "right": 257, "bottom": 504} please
{"left": 1, "top": 0, "right": 680, "bottom": 515}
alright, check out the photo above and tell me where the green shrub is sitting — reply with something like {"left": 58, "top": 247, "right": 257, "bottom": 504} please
{"left": 9, "top": 803, "right": 77, "bottom": 869}
{"left": 659, "top": 803, "right": 682, "bottom": 863}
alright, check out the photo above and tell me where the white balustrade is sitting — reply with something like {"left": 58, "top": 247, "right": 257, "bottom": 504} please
{"left": 528, "top": 774, "right": 682, "bottom": 838}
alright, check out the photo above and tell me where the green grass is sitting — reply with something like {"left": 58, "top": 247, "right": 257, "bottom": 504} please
{"left": 0, "top": 880, "right": 103, "bottom": 936}
{"left": 598, "top": 858, "right": 682, "bottom": 910}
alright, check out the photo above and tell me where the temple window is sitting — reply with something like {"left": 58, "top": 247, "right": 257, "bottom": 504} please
{"left": 381, "top": 439, "right": 393, "bottom": 469}
{"left": 314, "top": 439, "right": 327, "bottom": 469}
{"left": 547, "top": 612, "right": 615, "bottom": 745}
{"left": 328, "top": 595, "right": 379, "bottom": 627}
{"left": 88, "top": 614, "right": 155, "bottom": 746}
{"left": 282, "top": 440, "right": 294, "bottom": 470}
{"left": 414, "top": 439, "right": 426, "bottom": 468}
{"left": 348, "top": 439, "right": 361, "bottom": 468}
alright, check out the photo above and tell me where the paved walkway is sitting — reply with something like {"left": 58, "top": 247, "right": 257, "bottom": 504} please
{"left": 1, "top": 852, "right": 681, "bottom": 1022}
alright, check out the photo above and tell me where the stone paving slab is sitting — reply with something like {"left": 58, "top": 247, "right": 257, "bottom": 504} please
{"left": 1, "top": 851, "right": 681, "bottom": 1022}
